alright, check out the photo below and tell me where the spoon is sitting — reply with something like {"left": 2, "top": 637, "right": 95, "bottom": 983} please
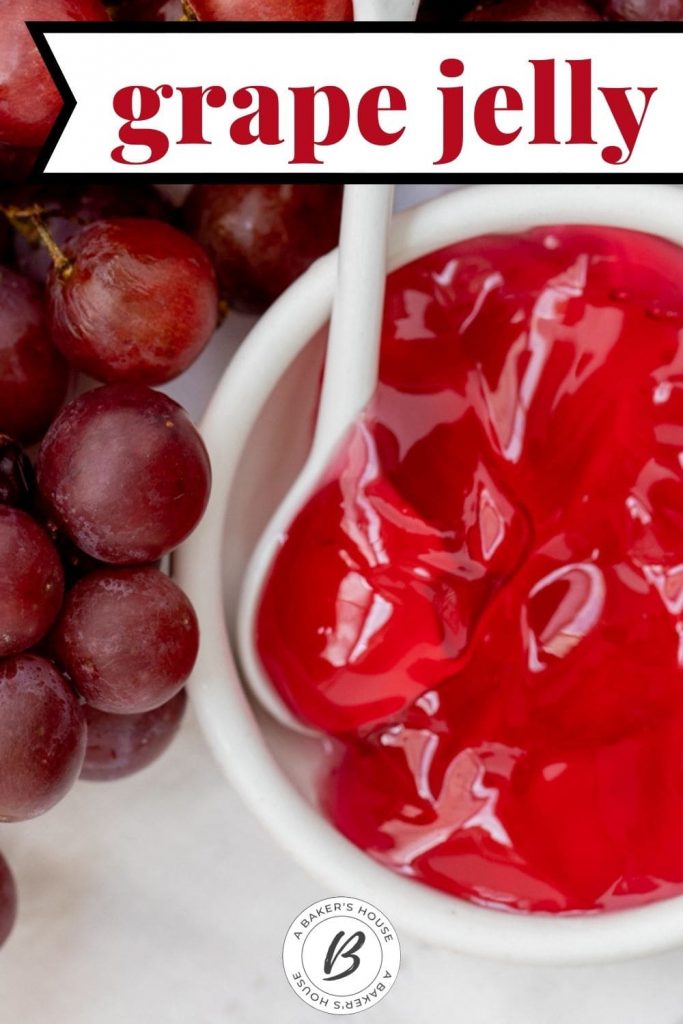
{"left": 354, "top": 0, "right": 420, "bottom": 19}
{"left": 236, "top": 184, "right": 395, "bottom": 732}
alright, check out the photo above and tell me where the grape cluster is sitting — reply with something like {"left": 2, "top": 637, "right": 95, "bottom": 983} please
{"left": 0, "top": 175, "right": 343, "bottom": 949}
{"left": 0, "top": 367, "right": 210, "bottom": 951}
{"left": 0, "top": 390, "right": 207, "bottom": 947}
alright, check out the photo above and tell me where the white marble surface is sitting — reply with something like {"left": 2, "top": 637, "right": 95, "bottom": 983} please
{"left": 2, "top": 185, "right": 683, "bottom": 1024}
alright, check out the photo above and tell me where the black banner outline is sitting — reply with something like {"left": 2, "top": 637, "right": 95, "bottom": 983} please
{"left": 26, "top": 20, "right": 683, "bottom": 184}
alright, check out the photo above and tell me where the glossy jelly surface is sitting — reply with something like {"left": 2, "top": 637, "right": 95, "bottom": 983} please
{"left": 257, "top": 226, "right": 683, "bottom": 913}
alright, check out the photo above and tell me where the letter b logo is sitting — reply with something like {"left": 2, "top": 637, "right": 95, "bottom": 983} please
{"left": 283, "top": 898, "right": 400, "bottom": 1015}
{"left": 323, "top": 930, "right": 366, "bottom": 981}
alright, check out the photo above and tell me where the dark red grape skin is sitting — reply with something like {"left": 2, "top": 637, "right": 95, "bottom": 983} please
{"left": 80, "top": 689, "right": 187, "bottom": 781}
{"left": 51, "top": 567, "right": 199, "bottom": 714}
{"left": 0, "top": 145, "right": 40, "bottom": 184}
{"left": 0, "top": 437, "right": 36, "bottom": 510}
{"left": 0, "top": 853, "right": 17, "bottom": 949}
{"left": 464, "top": 0, "right": 602, "bottom": 17}
{"left": 0, "top": 654, "right": 86, "bottom": 821}
{"left": 0, "top": 267, "right": 69, "bottom": 445}
{"left": 46, "top": 218, "right": 219, "bottom": 385}
{"left": 0, "top": 507, "right": 64, "bottom": 657}
{"left": 604, "top": 0, "right": 683, "bottom": 16}
{"left": 0, "top": 215, "right": 8, "bottom": 262}
{"left": 37, "top": 384, "right": 211, "bottom": 564}
{"left": 41, "top": 514, "right": 160, "bottom": 588}
{"left": 10, "top": 183, "right": 170, "bottom": 283}
{"left": 188, "top": 0, "right": 353, "bottom": 18}
{"left": 183, "top": 184, "right": 343, "bottom": 313}
{"left": 40, "top": 522, "right": 108, "bottom": 588}
{"left": 0, "top": 0, "right": 109, "bottom": 150}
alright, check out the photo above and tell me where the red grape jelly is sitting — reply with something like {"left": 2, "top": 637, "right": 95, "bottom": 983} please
{"left": 257, "top": 225, "right": 683, "bottom": 913}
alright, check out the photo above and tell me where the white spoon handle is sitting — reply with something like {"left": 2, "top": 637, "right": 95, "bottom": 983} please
{"left": 236, "top": 185, "right": 394, "bottom": 734}
{"left": 354, "top": 0, "right": 420, "bottom": 20}
{"left": 312, "top": 184, "right": 394, "bottom": 461}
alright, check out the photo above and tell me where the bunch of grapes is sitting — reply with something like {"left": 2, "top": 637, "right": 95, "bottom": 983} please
{"left": 0, "top": 168, "right": 343, "bottom": 950}
{"left": 0, "top": 184, "right": 218, "bottom": 953}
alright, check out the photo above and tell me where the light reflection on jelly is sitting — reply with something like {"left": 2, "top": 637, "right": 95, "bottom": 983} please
{"left": 257, "top": 226, "right": 683, "bottom": 913}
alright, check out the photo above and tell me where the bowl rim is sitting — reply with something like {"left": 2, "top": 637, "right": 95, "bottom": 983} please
{"left": 175, "top": 184, "right": 683, "bottom": 964}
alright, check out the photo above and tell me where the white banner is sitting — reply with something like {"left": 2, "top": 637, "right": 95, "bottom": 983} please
{"left": 36, "top": 28, "right": 682, "bottom": 176}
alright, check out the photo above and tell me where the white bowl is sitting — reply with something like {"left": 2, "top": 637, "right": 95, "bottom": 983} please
{"left": 175, "top": 184, "right": 683, "bottom": 965}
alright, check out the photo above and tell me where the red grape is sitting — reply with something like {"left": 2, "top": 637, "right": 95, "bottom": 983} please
{"left": 80, "top": 689, "right": 187, "bottom": 780}
{"left": 46, "top": 218, "right": 218, "bottom": 385}
{"left": 604, "top": 0, "right": 683, "bottom": 16}
{"left": 0, "top": 437, "right": 35, "bottom": 510}
{"left": 37, "top": 384, "right": 211, "bottom": 564}
{"left": 182, "top": 184, "right": 343, "bottom": 313}
{"left": 0, "top": 0, "right": 109, "bottom": 150}
{"left": 0, "top": 654, "right": 86, "bottom": 821}
{"left": 0, "top": 507, "right": 64, "bottom": 657}
{"left": 0, "top": 853, "right": 16, "bottom": 949}
{"left": 0, "top": 267, "right": 69, "bottom": 444}
{"left": 11, "top": 183, "right": 170, "bottom": 282}
{"left": 188, "top": 0, "right": 353, "bottom": 18}
{"left": 464, "top": 0, "right": 602, "bottom": 17}
{"left": 52, "top": 567, "right": 198, "bottom": 713}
